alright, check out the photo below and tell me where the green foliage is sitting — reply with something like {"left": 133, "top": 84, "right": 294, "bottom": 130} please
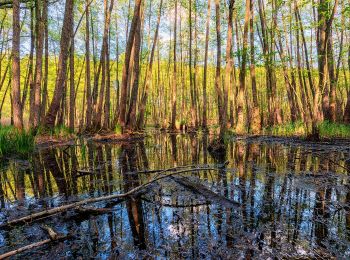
{"left": 265, "top": 121, "right": 350, "bottom": 139}
{"left": 37, "top": 125, "right": 73, "bottom": 138}
{"left": 318, "top": 121, "right": 350, "bottom": 138}
{"left": 266, "top": 121, "right": 306, "bottom": 137}
{"left": 114, "top": 124, "right": 122, "bottom": 135}
{"left": 0, "top": 126, "right": 35, "bottom": 158}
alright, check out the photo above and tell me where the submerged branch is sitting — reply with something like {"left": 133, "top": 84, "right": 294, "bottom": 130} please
{"left": 0, "top": 226, "right": 66, "bottom": 259}
{"left": 1, "top": 165, "right": 222, "bottom": 227}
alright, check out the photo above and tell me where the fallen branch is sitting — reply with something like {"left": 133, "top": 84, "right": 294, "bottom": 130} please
{"left": 0, "top": 226, "right": 66, "bottom": 259}
{"left": 1, "top": 166, "right": 219, "bottom": 227}
{"left": 171, "top": 175, "right": 239, "bottom": 208}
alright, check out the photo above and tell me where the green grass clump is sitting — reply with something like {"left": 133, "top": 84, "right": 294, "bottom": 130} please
{"left": 318, "top": 121, "right": 350, "bottom": 138}
{"left": 265, "top": 121, "right": 350, "bottom": 138}
{"left": 266, "top": 121, "right": 306, "bottom": 137}
{"left": 114, "top": 124, "right": 122, "bottom": 134}
{"left": 37, "top": 124, "right": 73, "bottom": 138}
{"left": 0, "top": 126, "right": 35, "bottom": 157}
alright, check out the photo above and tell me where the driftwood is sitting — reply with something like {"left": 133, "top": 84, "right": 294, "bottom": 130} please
{"left": 171, "top": 175, "right": 239, "bottom": 208}
{"left": 1, "top": 166, "right": 219, "bottom": 227}
{"left": 0, "top": 226, "right": 66, "bottom": 259}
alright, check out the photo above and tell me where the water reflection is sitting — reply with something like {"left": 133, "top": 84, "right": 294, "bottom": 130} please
{"left": 0, "top": 133, "right": 350, "bottom": 258}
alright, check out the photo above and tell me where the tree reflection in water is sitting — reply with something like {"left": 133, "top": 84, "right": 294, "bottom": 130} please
{"left": 0, "top": 133, "right": 349, "bottom": 258}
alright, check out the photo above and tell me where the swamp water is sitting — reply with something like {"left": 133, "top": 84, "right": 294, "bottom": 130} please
{"left": 0, "top": 132, "right": 350, "bottom": 259}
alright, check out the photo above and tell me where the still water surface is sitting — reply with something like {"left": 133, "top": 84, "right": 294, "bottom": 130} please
{"left": 0, "top": 132, "right": 350, "bottom": 259}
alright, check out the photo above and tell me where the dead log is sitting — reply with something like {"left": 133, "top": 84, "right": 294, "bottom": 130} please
{"left": 1, "top": 166, "right": 219, "bottom": 227}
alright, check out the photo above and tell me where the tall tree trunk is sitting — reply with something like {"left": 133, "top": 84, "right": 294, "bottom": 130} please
{"left": 249, "top": 0, "right": 261, "bottom": 133}
{"left": 327, "top": 35, "right": 336, "bottom": 122}
{"left": 12, "top": 0, "right": 23, "bottom": 129}
{"left": 32, "top": 0, "right": 45, "bottom": 128}
{"left": 202, "top": 0, "right": 210, "bottom": 129}
{"left": 344, "top": 46, "right": 350, "bottom": 124}
{"left": 126, "top": 3, "right": 143, "bottom": 130}
{"left": 214, "top": 0, "right": 225, "bottom": 134}
{"left": 40, "top": 0, "right": 48, "bottom": 122}
{"left": 118, "top": 0, "right": 142, "bottom": 129}
{"left": 137, "top": 0, "right": 163, "bottom": 130}
{"left": 93, "top": 0, "right": 115, "bottom": 130}
{"left": 69, "top": 24, "right": 75, "bottom": 131}
{"left": 236, "top": 0, "right": 250, "bottom": 134}
{"left": 170, "top": 0, "right": 178, "bottom": 130}
{"left": 225, "top": 0, "right": 234, "bottom": 130}
{"left": 189, "top": 0, "right": 196, "bottom": 129}
{"left": 317, "top": 0, "right": 338, "bottom": 123}
{"left": 85, "top": 0, "right": 92, "bottom": 129}
{"left": 44, "top": 0, "right": 74, "bottom": 128}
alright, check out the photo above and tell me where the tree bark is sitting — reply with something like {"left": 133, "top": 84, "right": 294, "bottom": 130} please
{"left": 202, "top": 0, "right": 211, "bottom": 129}
{"left": 118, "top": 0, "right": 142, "bottom": 129}
{"left": 44, "top": 0, "right": 74, "bottom": 128}
{"left": 11, "top": 0, "right": 23, "bottom": 129}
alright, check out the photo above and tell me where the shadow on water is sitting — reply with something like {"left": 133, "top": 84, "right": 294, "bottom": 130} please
{"left": 0, "top": 132, "right": 350, "bottom": 258}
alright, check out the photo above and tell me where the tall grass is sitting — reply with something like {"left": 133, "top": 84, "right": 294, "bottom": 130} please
{"left": 0, "top": 126, "right": 34, "bottom": 157}
{"left": 265, "top": 121, "right": 350, "bottom": 138}
{"left": 318, "top": 121, "right": 350, "bottom": 138}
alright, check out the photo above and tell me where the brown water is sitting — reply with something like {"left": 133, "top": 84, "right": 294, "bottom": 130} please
{"left": 0, "top": 132, "right": 350, "bottom": 259}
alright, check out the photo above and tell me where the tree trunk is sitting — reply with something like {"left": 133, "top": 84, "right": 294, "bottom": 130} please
{"left": 170, "top": 0, "right": 178, "bottom": 130}
{"left": 202, "top": 0, "right": 210, "bottom": 129}
{"left": 249, "top": 0, "right": 261, "bottom": 133}
{"left": 118, "top": 0, "right": 142, "bottom": 129}
{"left": 214, "top": 0, "right": 225, "bottom": 134}
{"left": 126, "top": 3, "right": 143, "bottom": 130}
{"left": 12, "top": 0, "right": 23, "bottom": 129}
{"left": 69, "top": 25, "right": 75, "bottom": 131}
{"left": 32, "top": 0, "right": 45, "bottom": 128}
{"left": 44, "top": 0, "right": 74, "bottom": 128}
{"left": 137, "top": 0, "right": 162, "bottom": 130}
{"left": 236, "top": 0, "right": 250, "bottom": 134}
{"left": 85, "top": 0, "right": 92, "bottom": 129}
{"left": 40, "top": 0, "right": 48, "bottom": 122}
{"left": 225, "top": 0, "right": 234, "bottom": 130}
